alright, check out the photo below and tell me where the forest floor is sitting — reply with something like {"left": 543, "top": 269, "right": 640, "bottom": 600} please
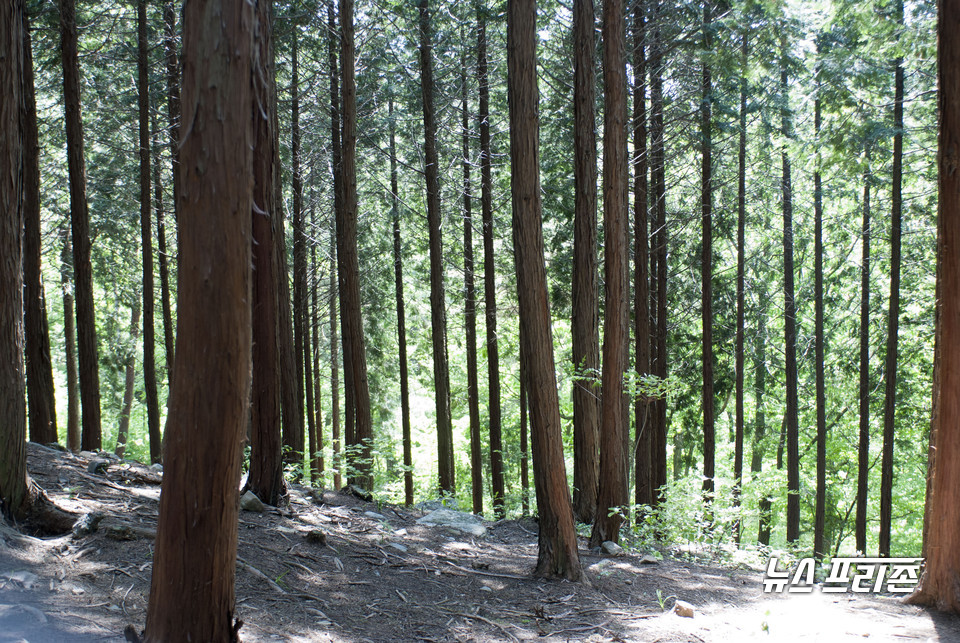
{"left": 1, "top": 444, "right": 958, "bottom": 643}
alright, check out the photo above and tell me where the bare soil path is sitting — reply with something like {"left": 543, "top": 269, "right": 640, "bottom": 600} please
{"left": 0, "top": 444, "right": 957, "bottom": 642}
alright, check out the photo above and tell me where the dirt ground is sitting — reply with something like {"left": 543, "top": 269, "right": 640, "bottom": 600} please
{"left": 1, "top": 444, "right": 958, "bottom": 643}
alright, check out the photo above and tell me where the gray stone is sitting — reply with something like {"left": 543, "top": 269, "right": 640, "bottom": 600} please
{"left": 673, "top": 600, "right": 695, "bottom": 618}
{"left": 416, "top": 508, "right": 486, "bottom": 537}
{"left": 87, "top": 459, "right": 110, "bottom": 474}
{"left": 387, "top": 542, "right": 408, "bottom": 554}
{"left": 363, "top": 511, "right": 387, "bottom": 521}
{"left": 2, "top": 571, "right": 39, "bottom": 590}
{"left": 601, "top": 541, "right": 624, "bottom": 556}
{"left": 240, "top": 490, "right": 266, "bottom": 513}
{"left": 639, "top": 553, "right": 659, "bottom": 565}
{"left": 414, "top": 498, "right": 459, "bottom": 512}
{"left": 149, "top": 463, "right": 163, "bottom": 473}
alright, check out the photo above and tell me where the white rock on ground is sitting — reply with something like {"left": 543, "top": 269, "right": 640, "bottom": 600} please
{"left": 416, "top": 508, "right": 486, "bottom": 537}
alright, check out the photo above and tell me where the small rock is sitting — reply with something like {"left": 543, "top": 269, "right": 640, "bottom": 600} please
{"left": 673, "top": 600, "right": 695, "bottom": 618}
{"left": 639, "top": 553, "right": 659, "bottom": 565}
{"left": 305, "top": 530, "right": 327, "bottom": 545}
{"left": 480, "top": 586, "right": 493, "bottom": 592}
{"left": 387, "top": 542, "right": 408, "bottom": 554}
{"left": 72, "top": 512, "right": 104, "bottom": 537}
{"left": 276, "top": 526, "right": 296, "bottom": 535}
{"left": 87, "top": 459, "right": 111, "bottom": 474}
{"left": 601, "top": 541, "right": 624, "bottom": 557}
{"left": 149, "top": 463, "right": 163, "bottom": 473}
{"left": 240, "top": 490, "right": 265, "bottom": 513}
{"left": 106, "top": 525, "right": 136, "bottom": 541}
{"left": 364, "top": 511, "right": 387, "bottom": 521}
{"left": 343, "top": 484, "right": 373, "bottom": 502}
{"left": 416, "top": 508, "right": 486, "bottom": 537}
{"left": 2, "top": 571, "right": 39, "bottom": 590}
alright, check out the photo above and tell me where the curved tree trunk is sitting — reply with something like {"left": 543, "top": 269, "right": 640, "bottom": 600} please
{"left": 508, "top": 0, "right": 582, "bottom": 580}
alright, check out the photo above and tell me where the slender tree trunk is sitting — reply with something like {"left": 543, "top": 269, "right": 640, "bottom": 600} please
{"left": 813, "top": 61, "right": 827, "bottom": 559}
{"left": 752, "top": 285, "right": 770, "bottom": 546}
{"left": 857, "top": 153, "right": 872, "bottom": 554}
{"left": 632, "top": 0, "right": 651, "bottom": 511}
{"left": 906, "top": 0, "right": 960, "bottom": 607}
{"left": 520, "top": 350, "right": 530, "bottom": 517}
{"left": 780, "top": 33, "right": 800, "bottom": 544}
{"left": 115, "top": 301, "right": 142, "bottom": 459}
{"left": 879, "top": 0, "right": 905, "bottom": 558}
{"left": 291, "top": 28, "right": 309, "bottom": 477}
{"left": 151, "top": 112, "right": 175, "bottom": 391}
{"left": 649, "top": 0, "right": 668, "bottom": 501}
{"left": 163, "top": 0, "right": 180, "bottom": 230}
{"left": 143, "top": 0, "right": 253, "bottom": 635}
{"left": 60, "top": 228, "right": 81, "bottom": 453}
{"left": 340, "top": 0, "right": 372, "bottom": 489}
{"left": 327, "top": 0, "right": 343, "bottom": 491}
{"left": 311, "top": 202, "right": 325, "bottom": 480}
{"left": 138, "top": 0, "right": 161, "bottom": 464}
{"left": 508, "top": 0, "right": 582, "bottom": 580}
{"left": 591, "top": 0, "right": 629, "bottom": 547}
{"left": 733, "top": 28, "right": 747, "bottom": 546}
{"left": 571, "top": 0, "right": 600, "bottom": 525}
{"left": 477, "top": 8, "right": 505, "bottom": 518}
{"left": 418, "top": 0, "right": 454, "bottom": 496}
{"left": 700, "top": 0, "right": 715, "bottom": 503}
{"left": 21, "top": 11, "right": 57, "bottom": 446}
{"left": 60, "top": 0, "right": 102, "bottom": 451}
{"left": 247, "top": 0, "right": 284, "bottom": 508}
{"left": 462, "top": 54, "right": 483, "bottom": 515}
{"left": 389, "top": 98, "right": 414, "bottom": 506}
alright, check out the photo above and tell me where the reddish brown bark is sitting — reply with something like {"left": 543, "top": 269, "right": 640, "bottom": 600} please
{"left": 700, "top": 0, "right": 715, "bottom": 502}
{"left": 115, "top": 301, "right": 141, "bottom": 459}
{"left": 60, "top": 228, "right": 81, "bottom": 453}
{"left": 508, "top": 0, "right": 582, "bottom": 580}
{"left": 143, "top": 0, "right": 254, "bottom": 637}
{"left": 328, "top": 0, "right": 343, "bottom": 491}
{"left": 571, "top": 0, "right": 600, "bottom": 525}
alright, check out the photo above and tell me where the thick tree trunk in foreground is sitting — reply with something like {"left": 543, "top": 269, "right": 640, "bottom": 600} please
{"left": 60, "top": 0, "right": 102, "bottom": 451}
{"left": 905, "top": 0, "right": 960, "bottom": 611}
{"left": 591, "top": 0, "right": 629, "bottom": 547}
{"left": 22, "top": 11, "right": 58, "bottom": 446}
{"left": 508, "top": 0, "right": 582, "bottom": 580}
{"left": 571, "top": 0, "right": 600, "bottom": 525}
{"left": 138, "top": 0, "right": 161, "bottom": 464}
{"left": 247, "top": 0, "right": 284, "bottom": 507}
{"left": 879, "top": 0, "right": 905, "bottom": 557}
{"left": 477, "top": 9, "right": 505, "bottom": 518}
{"left": 143, "top": 0, "right": 254, "bottom": 637}
{"left": 419, "top": 0, "right": 455, "bottom": 496}
{"left": 389, "top": 97, "right": 414, "bottom": 506}
{"left": 340, "top": 0, "right": 373, "bottom": 489}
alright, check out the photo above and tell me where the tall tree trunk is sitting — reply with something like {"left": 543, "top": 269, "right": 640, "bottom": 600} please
{"left": 138, "top": 0, "right": 161, "bottom": 464}
{"left": 389, "top": 97, "right": 414, "bottom": 506}
{"left": 632, "top": 0, "right": 651, "bottom": 511}
{"left": 21, "top": 11, "right": 57, "bottom": 446}
{"left": 247, "top": 0, "right": 285, "bottom": 507}
{"left": 477, "top": 8, "right": 505, "bottom": 518}
{"left": 813, "top": 59, "right": 827, "bottom": 559}
{"left": 60, "top": 0, "right": 102, "bottom": 451}
{"left": 327, "top": 0, "right": 343, "bottom": 491}
{"left": 60, "top": 228, "right": 81, "bottom": 453}
{"left": 2, "top": 0, "right": 36, "bottom": 516}
{"left": 733, "top": 28, "right": 747, "bottom": 545}
{"left": 508, "top": 0, "right": 582, "bottom": 580}
{"left": 649, "top": 0, "right": 668, "bottom": 501}
{"left": 700, "top": 0, "right": 715, "bottom": 503}
{"left": 856, "top": 153, "right": 872, "bottom": 555}
{"left": 906, "top": 0, "right": 960, "bottom": 608}
{"left": 418, "top": 0, "right": 454, "bottom": 496}
{"left": 462, "top": 54, "right": 483, "bottom": 515}
{"left": 151, "top": 112, "right": 175, "bottom": 391}
{"left": 879, "top": 0, "right": 905, "bottom": 557}
{"left": 520, "top": 347, "right": 530, "bottom": 516}
{"left": 311, "top": 200, "right": 325, "bottom": 480}
{"left": 591, "top": 0, "right": 629, "bottom": 547}
{"left": 115, "top": 300, "right": 141, "bottom": 459}
{"left": 571, "top": 0, "right": 600, "bottom": 524}
{"left": 291, "top": 27, "right": 309, "bottom": 478}
{"left": 163, "top": 0, "right": 180, "bottom": 230}
{"left": 752, "top": 283, "right": 770, "bottom": 545}
{"left": 143, "top": 0, "right": 253, "bottom": 635}
{"left": 780, "top": 32, "right": 800, "bottom": 544}
{"left": 340, "top": 0, "right": 373, "bottom": 488}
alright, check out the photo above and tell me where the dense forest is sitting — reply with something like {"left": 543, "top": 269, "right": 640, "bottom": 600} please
{"left": 3, "top": 0, "right": 958, "bottom": 632}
